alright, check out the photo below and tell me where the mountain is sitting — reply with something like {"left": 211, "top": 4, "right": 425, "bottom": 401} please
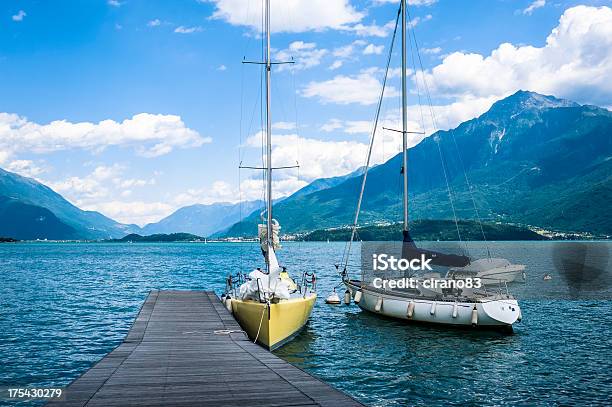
{"left": 0, "top": 168, "right": 140, "bottom": 239}
{"left": 143, "top": 166, "right": 367, "bottom": 237}
{"left": 0, "top": 196, "right": 79, "bottom": 240}
{"left": 141, "top": 200, "right": 264, "bottom": 237}
{"left": 225, "top": 91, "right": 612, "bottom": 236}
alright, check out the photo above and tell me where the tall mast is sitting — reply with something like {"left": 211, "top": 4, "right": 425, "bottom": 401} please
{"left": 264, "top": 0, "right": 273, "bottom": 261}
{"left": 401, "top": 0, "right": 409, "bottom": 233}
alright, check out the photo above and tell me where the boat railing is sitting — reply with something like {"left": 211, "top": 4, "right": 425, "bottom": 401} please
{"left": 225, "top": 272, "right": 245, "bottom": 297}
{"left": 301, "top": 271, "right": 317, "bottom": 296}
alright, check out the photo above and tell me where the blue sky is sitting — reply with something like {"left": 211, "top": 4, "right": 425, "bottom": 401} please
{"left": 1, "top": 0, "right": 610, "bottom": 225}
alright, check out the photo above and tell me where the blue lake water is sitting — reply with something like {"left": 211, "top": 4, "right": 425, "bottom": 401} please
{"left": 1, "top": 242, "right": 611, "bottom": 406}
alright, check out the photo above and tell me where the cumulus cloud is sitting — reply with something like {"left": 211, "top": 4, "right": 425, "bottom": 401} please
{"left": 86, "top": 201, "right": 173, "bottom": 226}
{"left": 349, "top": 20, "right": 396, "bottom": 37}
{"left": 174, "top": 26, "right": 202, "bottom": 34}
{"left": 523, "top": 0, "right": 546, "bottom": 15}
{"left": 12, "top": 10, "right": 26, "bottom": 22}
{"left": 45, "top": 164, "right": 161, "bottom": 225}
{"left": 363, "top": 44, "right": 384, "bottom": 55}
{"left": 301, "top": 70, "right": 399, "bottom": 105}
{"left": 208, "top": 0, "right": 364, "bottom": 33}
{"left": 419, "top": 5, "right": 612, "bottom": 107}
{"left": 147, "top": 19, "right": 161, "bottom": 27}
{"left": 272, "top": 121, "right": 296, "bottom": 130}
{"left": 0, "top": 112, "right": 210, "bottom": 158}
{"left": 275, "top": 41, "right": 328, "bottom": 71}
{"left": 6, "top": 160, "right": 45, "bottom": 178}
{"left": 321, "top": 119, "right": 372, "bottom": 134}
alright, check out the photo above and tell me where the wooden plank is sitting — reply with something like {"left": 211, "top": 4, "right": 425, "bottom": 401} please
{"left": 47, "top": 290, "right": 364, "bottom": 407}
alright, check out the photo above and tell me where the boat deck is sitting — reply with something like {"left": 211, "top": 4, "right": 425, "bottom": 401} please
{"left": 47, "top": 290, "right": 363, "bottom": 407}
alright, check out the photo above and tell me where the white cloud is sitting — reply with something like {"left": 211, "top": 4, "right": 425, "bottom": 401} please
{"left": 408, "top": 14, "right": 432, "bottom": 28}
{"left": 217, "top": 64, "right": 227, "bottom": 71}
{"left": 523, "top": 0, "right": 546, "bottom": 15}
{"left": 6, "top": 160, "right": 45, "bottom": 178}
{"left": 147, "top": 19, "right": 161, "bottom": 27}
{"left": 321, "top": 119, "right": 372, "bottom": 135}
{"left": 329, "top": 60, "right": 343, "bottom": 70}
{"left": 349, "top": 20, "right": 396, "bottom": 37}
{"left": 272, "top": 121, "right": 296, "bottom": 130}
{"left": 12, "top": 10, "right": 26, "bottom": 22}
{"left": 363, "top": 44, "right": 384, "bottom": 55}
{"left": 275, "top": 41, "right": 328, "bottom": 71}
{"left": 332, "top": 40, "right": 367, "bottom": 59}
{"left": 86, "top": 201, "right": 173, "bottom": 226}
{"left": 107, "top": 0, "right": 121, "bottom": 7}
{"left": 419, "top": 5, "right": 612, "bottom": 107}
{"left": 209, "top": 0, "right": 364, "bottom": 33}
{"left": 46, "top": 164, "right": 161, "bottom": 225}
{"left": 422, "top": 46, "right": 442, "bottom": 55}
{"left": 174, "top": 26, "right": 203, "bottom": 34}
{"left": 0, "top": 112, "right": 210, "bottom": 158}
{"left": 301, "top": 71, "right": 399, "bottom": 105}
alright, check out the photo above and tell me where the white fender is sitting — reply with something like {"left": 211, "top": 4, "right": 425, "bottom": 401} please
{"left": 471, "top": 305, "right": 478, "bottom": 326}
{"left": 354, "top": 290, "right": 362, "bottom": 304}
{"left": 407, "top": 301, "right": 415, "bottom": 318}
{"left": 430, "top": 301, "right": 437, "bottom": 316}
{"left": 344, "top": 290, "right": 351, "bottom": 305}
{"left": 225, "top": 297, "right": 233, "bottom": 314}
{"left": 375, "top": 297, "right": 383, "bottom": 312}
{"left": 452, "top": 302, "right": 458, "bottom": 318}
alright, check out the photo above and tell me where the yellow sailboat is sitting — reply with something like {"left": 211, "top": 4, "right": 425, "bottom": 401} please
{"left": 222, "top": 0, "right": 316, "bottom": 351}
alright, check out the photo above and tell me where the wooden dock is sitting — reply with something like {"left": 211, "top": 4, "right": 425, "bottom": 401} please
{"left": 48, "top": 290, "right": 363, "bottom": 407}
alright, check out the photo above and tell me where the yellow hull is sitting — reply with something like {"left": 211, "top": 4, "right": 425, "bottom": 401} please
{"left": 231, "top": 293, "right": 317, "bottom": 350}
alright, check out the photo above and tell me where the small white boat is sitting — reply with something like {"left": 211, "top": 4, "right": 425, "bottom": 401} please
{"left": 447, "top": 258, "right": 526, "bottom": 284}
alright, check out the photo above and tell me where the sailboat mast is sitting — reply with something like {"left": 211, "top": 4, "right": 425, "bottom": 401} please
{"left": 401, "top": 0, "right": 409, "bottom": 233}
{"left": 264, "top": 0, "right": 273, "bottom": 257}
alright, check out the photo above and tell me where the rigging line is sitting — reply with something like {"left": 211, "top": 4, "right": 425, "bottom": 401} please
{"left": 449, "top": 126, "right": 491, "bottom": 257}
{"left": 341, "top": 5, "right": 402, "bottom": 272}
{"left": 408, "top": 11, "right": 489, "bottom": 253}
{"left": 406, "top": 8, "right": 466, "bottom": 251}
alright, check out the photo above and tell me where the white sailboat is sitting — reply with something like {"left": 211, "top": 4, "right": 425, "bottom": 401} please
{"left": 222, "top": 0, "right": 317, "bottom": 350}
{"left": 339, "top": 0, "right": 522, "bottom": 330}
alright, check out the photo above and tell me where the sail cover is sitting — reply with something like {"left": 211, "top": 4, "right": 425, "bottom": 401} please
{"left": 401, "top": 230, "right": 470, "bottom": 268}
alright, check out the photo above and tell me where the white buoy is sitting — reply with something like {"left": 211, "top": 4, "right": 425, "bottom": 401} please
{"left": 375, "top": 297, "right": 383, "bottom": 312}
{"left": 517, "top": 309, "right": 522, "bottom": 322}
{"left": 344, "top": 290, "right": 351, "bottom": 305}
{"left": 430, "top": 301, "right": 437, "bottom": 316}
{"left": 354, "top": 290, "right": 362, "bottom": 304}
{"left": 452, "top": 302, "right": 458, "bottom": 318}
{"left": 325, "top": 288, "right": 341, "bottom": 304}
{"left": 407, "top": 301, "right": 415, "bottom": 319}
{"left": 225, "top": 297, "right": 233, "bottom": 313}
{"left": 471, "top": 305, "right": 478, "bottom": 326}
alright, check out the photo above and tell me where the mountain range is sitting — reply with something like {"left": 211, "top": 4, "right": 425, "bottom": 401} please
{"left": 1, "top": 90, "right": 609, "bottom": 240}
{"left": 0, "top": 168, "right": 139, "bottom": 240}
{"left": 224, "top": 91, "right": 611, "bottom": 237}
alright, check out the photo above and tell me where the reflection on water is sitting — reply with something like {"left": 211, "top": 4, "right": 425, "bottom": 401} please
{"left": 0, "top": 241, "right": 611, "bottom": 406}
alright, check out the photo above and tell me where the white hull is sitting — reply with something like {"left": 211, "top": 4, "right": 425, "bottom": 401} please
{"left": 345, "top": 281, "right": 520, "bottom": 328}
